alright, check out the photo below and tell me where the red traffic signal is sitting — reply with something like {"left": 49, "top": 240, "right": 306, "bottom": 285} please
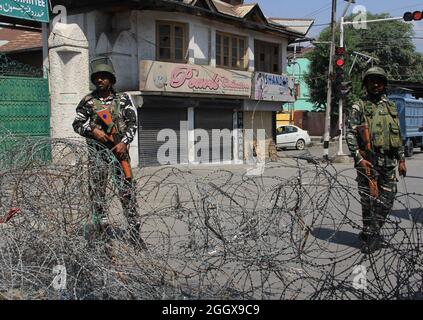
{"left": 404, "top": 11, "right": 423, "bottom": 21}
{"left": 335, "top": 47, "right": 345, "bottom": 68}
{"left": 414, "top": 11, "right": 423, "bottom": 20}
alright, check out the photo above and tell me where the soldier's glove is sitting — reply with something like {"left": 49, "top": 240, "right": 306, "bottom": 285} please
{"left": 399, "top": 160, "right": 407, "bottom": 177}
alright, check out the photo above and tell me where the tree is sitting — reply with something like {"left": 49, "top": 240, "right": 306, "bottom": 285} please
{"left": 305, "top": 12, "right": 423, "bottom": 116}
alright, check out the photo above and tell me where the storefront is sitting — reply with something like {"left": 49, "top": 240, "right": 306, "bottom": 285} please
{"left": 137, "top": 60, "right": 251, "bottom": 166}
{"left": 245, "top": 71, "right": 295, "bottom": 161}
{"left": 138, "top": 97, "right": 188, "bottom": 167}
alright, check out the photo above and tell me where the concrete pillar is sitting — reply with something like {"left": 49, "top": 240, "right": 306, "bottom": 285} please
{"left": 188, "top": 107, "right": 195, "bottom": 163}
{"left": 248, "top": 36, "right": 255, "bottom": 72}
{"left": 232, "top": 111, "right": 244, "bottom": 164}
{"left": 210, "top": 28, "right": 216, "bottom": 68}
{"left": 281, "top": 39, "right": 288, "bottom": 73}
{"left": 125, "top": 93, "right": 140, "bottom": 168}
{"left": 188, "top": 23, "right": 195, "bottom": 65}
{"left": 49, "top": 23, "right": 90, "bottom": 140}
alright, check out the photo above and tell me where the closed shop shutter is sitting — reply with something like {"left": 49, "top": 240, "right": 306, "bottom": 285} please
{"left": 194, "top": 108, "right": 234, "bottom": 163}
{"left": 138, "top": 107, "right": 187, "bottom": 167}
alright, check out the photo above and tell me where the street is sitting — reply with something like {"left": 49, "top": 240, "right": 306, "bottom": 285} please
{"left": 2, "top": 0, "right": 423, "bottom": 302}
{"left": 130, "top": 143, "right": 423, "bottom": 299}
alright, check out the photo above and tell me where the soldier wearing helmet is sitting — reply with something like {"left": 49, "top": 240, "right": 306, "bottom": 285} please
{"left": 72, "top": 58, "right": 145, "bottom": 250}
{"left": 346, "top": 66, "right": 407, "bottom": 254}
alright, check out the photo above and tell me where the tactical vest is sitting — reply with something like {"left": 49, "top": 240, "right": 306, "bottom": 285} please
{"left": 91, "top": 95, "right": 127, "bottom": 137}
{"left": 359, "top": 98, "right": 402, "bottom": 151}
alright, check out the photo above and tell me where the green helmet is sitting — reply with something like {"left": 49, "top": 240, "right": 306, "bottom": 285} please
{"left": 362, "top": 66, "right": 388, "bottom": 86}
{"left": 90, "top": 62, "right": 116, "bottom": 85}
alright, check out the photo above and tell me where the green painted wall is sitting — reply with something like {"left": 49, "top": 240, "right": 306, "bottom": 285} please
{"left": 0, "top": 76, "right": 51, "bottom": 165}
{"left": 286, "top": 58, "right": 315, "bottom": 112}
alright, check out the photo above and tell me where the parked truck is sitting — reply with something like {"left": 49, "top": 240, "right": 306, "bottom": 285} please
{"left": 389, "top": 91, "right": 423, "bottom": 157}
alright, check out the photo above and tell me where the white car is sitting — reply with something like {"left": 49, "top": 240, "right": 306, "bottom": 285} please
{"left": 276, "top": 125, "right": 311, "bottom": 150}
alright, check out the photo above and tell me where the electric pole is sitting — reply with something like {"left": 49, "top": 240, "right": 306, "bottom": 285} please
{"left": 323, "top": 0, "right": 337, "bottom": 160}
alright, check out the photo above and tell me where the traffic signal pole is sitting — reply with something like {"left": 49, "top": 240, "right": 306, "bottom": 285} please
{"left": 337, "top": 16, "right": 346, "bottom": 156}
{"left": 325, "top": 2, "right": 406, "bottom": 161}
{"left": 323, "top": 0, "right": 337, "bottom": 161}
{"left": 333, "top": 12, "right": 403, "bottom": 161}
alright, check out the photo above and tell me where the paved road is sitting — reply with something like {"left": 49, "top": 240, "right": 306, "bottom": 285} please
{"left": 132, "top": 144, "right": 423, "bottom": 298}
{"left": 279, "top": 142, "right": 423, "bottom": 195}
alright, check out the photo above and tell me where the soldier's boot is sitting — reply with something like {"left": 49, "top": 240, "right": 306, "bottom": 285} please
{"left": 92, "top": 216, "right": 117, "bottom": 259}
{"left": 376, "top": 201, "right": 392, "bottom": 231}
{"left": 128, "top": 223, "right": 148, "bottom": 251}
{"left": 362, "top": 210, "right": 382, "bottom": 253}
{"left": 359, "top": 210, "right": 374, "bottom": 243}
{"left": 361, "top": 233, "right": 382, "bottom": 254}
{"left": 358, "top": 230, "right": 370, "bottom": 242}
{"left": 97, "top": 215, "right": 115, "bottom": 239}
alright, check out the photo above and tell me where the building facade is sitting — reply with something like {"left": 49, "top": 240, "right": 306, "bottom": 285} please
{"left": 286, "top": 57, "right": 314, "bottom": 112}
{"left": 49, "top": 0, "right": 312, "bottom": 167}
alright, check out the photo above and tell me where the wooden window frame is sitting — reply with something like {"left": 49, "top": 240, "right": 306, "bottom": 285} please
{"left": 215, "top": 31, "right": 248, "bottom": 71}
{"left": 156, "top": 21, "right": 188, "bottom": 63}
{"left": 254, "top": 40, "right": 281, "bottom": 74}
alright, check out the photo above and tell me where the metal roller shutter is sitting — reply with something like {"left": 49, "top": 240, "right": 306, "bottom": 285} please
{"left": 194, "top": 108, "right": 234, "bottom": 163}
{"left": 138, "top": 107, "right": 187, "bottom": 167}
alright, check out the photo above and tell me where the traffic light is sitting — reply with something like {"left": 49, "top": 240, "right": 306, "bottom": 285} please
{"left": 334, "top": 47, "right": 346, "bottom": 86}
{"left": 403, "top": 11, "right": 423, "bottom": 21}
{"left": 340, "top": 81, "right": 352, "bottom": 98}
{"left": 335, "top": 47, "right": 346, "bottom": 70}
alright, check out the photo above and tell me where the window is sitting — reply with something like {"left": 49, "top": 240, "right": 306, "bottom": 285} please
{"left": 157, "top": 21, "right": 188, "bottom": 62}
{"left": 278, "top": 126, "right": 298, "bottom": 134}
{"left": 216, "top": 32, "right": 247, "bottom": 70}
{"left": 254, "top": 40, "right": 281, "bottom": 74}
{"left": 285, "top": 126, "right": 298, "bottom": 133}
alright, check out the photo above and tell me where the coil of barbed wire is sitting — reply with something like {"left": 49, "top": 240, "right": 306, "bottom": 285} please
{"left": 0, "top": 134, "right": 422, "bottom": 300}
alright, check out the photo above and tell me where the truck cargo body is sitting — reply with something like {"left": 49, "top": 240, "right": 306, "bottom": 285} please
{"left": 389, "top": 93, "right": 423, "bottom": 157}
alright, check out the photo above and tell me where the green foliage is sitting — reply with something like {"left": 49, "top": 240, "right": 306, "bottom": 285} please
{"left": 305, "top": 12, "right": 423, "bottom": 113}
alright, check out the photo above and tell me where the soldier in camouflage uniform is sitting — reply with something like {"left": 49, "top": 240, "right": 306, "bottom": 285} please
{"left": 72, "top": 60, "right": 144, "bottom": 247}
{"left": 346, "top": 67, "right": 407, "bottom": 254}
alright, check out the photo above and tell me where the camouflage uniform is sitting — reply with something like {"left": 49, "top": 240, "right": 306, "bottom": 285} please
{"left": 346, "top": 94, "right": 405, "bottom": 237}
{"left": 72, "top": 90, "right": 139, "bottom": 228}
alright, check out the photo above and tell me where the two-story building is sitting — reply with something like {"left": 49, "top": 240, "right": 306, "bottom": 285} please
{"left": 49, "top": 0, "right": 313, "bottom": 167}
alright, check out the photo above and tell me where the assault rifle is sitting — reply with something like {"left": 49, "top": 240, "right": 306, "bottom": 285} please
{"left": 356, "top": 124, "right": 379, "bottom": 199}
{"left": 96, "top": 108, "right": 132, "bottom": 180}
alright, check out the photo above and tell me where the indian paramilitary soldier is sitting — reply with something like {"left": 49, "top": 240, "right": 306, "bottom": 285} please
{"left": 346, "top": 66, "right": 407, "bottom": 254}
{"left": 72, "top": 58, "right": 145, "bottom": 249}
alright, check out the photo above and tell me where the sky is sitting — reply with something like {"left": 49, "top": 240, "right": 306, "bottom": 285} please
{"left": 255, "top": 0, "right": 423, "bottom": 52}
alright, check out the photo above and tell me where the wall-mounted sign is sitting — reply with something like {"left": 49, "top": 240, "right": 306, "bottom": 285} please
{"left": 253, "top": 72, "right": 295, "bottom": 102}
{"left": 0, "top": 0, "right": 49, "bottom": 23}
{"left": 140, "top": 60, "right": 252, "bottom": 97}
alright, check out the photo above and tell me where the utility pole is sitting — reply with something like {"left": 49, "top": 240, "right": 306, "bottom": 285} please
{"left": 289, "top": 43, "right": 298, "bottom": 125}
{"left": 323, "top": 0, "right": 337, "bottom": 160}
{"left": 336, "top": 16, "right": 346, "bottom": 157}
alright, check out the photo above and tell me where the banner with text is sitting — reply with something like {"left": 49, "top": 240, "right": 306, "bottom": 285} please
{"left": 0, "top": 0, "right": 49, "bottom": 23}
{"left": 140, "top": 60, "right": 252, "bottom": 97}
{"left": 253, "top": 72, "right": 295, "bottom": 102}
